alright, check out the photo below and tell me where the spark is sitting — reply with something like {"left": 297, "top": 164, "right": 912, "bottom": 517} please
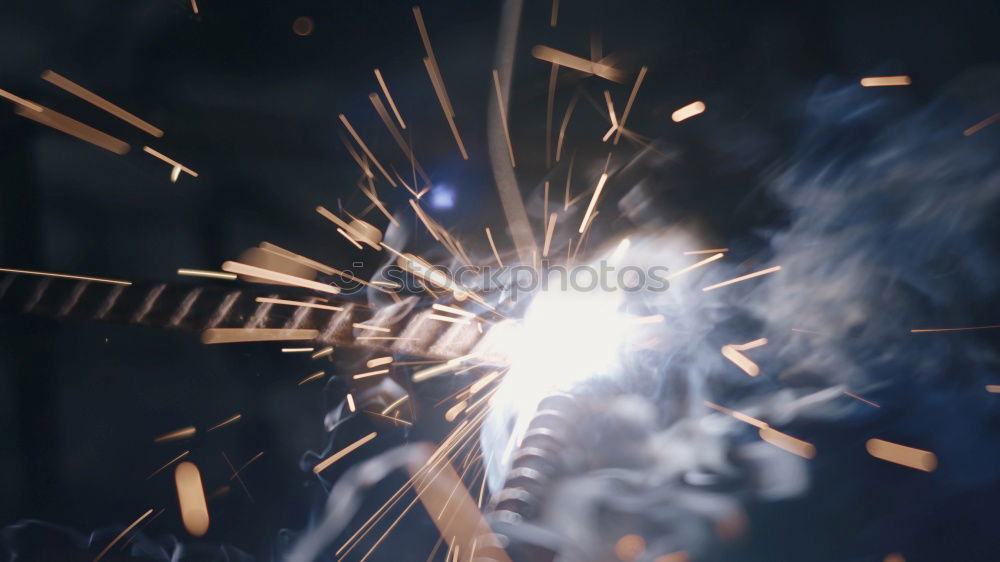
{"left": 312, "top": 346, "right": 334, "bottom": 360}
{"left": 0, "top": 267, "right": 131, "bottom": 285}
{"left": 337, "top": 228, "right": 365, "bottom": 250}
{"left": 432, "top": 303, "right": 476, "bottom": 318}
{"left": 578, "top": 172, "right": 608, "bottom": 234}
{"left": 177, "top": 268, "right": 236, "bottom": 280}
{"left": 231, "top": 451, "right": 265, "bottom": 478}
{"left": 338, "top": 114, "right": 396, "bottom": 186}
{"left": 0, "top": 88, "right": 43, "bottom": 111}
{"left": 222, "top": 451, "right": 254, "bottom": 503}
{"left": 299, "top": 370, "right": 326, "bottom": 385}
{"left": 911, "top": 324, "right": 1000, "bottom": 333}
{"left": 721, "top": 338, "right": 768, "bottom": 377}
{"left": 258, "top": 241, "right": 340, "bottom": 275}
{"left": 702, "top": 265, "right": 781, "bottom": 291}
{"left": 154, "top": 426, "right": 196, "bottom": 443}
{"left": 354, "top": 322, "right": 390, "bottom": 333}
{"left": 353, "top": 369, "right": 390, "bottom": 380}
{"left": 92, "top": 508, "right": 154, "bottom": 562}
{"left": 413, "top": 362, "right": 456, "bottom": 382}
{"left": 313, "top": 432, "right": 378, "bottom": 474}
{"left": 667, "top": 252, "right": 724, "bottom": 279}
{"left": 866, "top": 439, "right": 937, "bottom": 472}
{"left": 146, "top": 450, "right": 190, "bottom": 480}
{"left": 485, "top": 227, "right": 504, "bottom": 267}
{"left": 542, "top": 213, "right": 559, "bottom": 257}
{"left": 555, "top": 93, "right": 580, "bottom": 162}
{"left": 381, "top": 395, "right": 410, "bottom": 416}
{"left": 704, "top": 401, "right": 768, "bottom": 429}
{"left": 15, "top": 103, "right": 129, "bottom": 154}
{"left": 884, "top": 554, "right": 905, "bottom": 562}
{"left": 41, "top": 70, "right": 163, "bottom": 136}
{"left": 964, "top": 112, "right": 1000, "bottom": 136}
{"left": 207, "top": 413, "right": 243, "bottom": 432}
{"left": 282, "top": 347, "right": 314, "bottom": 353}
{"left": 346, "top": 393, "right": 356, "bottom": 412}
{"left": 546, "top": 65, "right": 558, "bottom": 167}
{"left": 143, "top": 146, "right": 198, "bottom": 177}
{"left": 492, "top": 69, "right": 517, "bottom": 167}
{"left": 428, "top": 314, "right": 472, "bottom": 325}
{"left": 174, "top": 461, "right": 210, "bottom": 537}
{"left": 615, "top": 534, "right": 646, "bottom": 561}
{"left": 190, "top": 0, "right": 199, "bottom": 14}
{"left": 759, "top": 427, "right": 816, "bottom": 459}
{"left": 202, "top": 327, "right": 318, "bottom": 345}
{"left": 221, "top": 261, "right": 341, "bottom": 295}
{"left": 602, "top": 90, "right": 619, "bottom": 141}
{"left": 367, "top": 356, "right": 394, "bottom": 368}
{"left": 550, "top": 0, "right": 559, "bottom": 26}
{"left": 631, "top": 314, "right": 664, "bottom": 324}
{"left": 684, "top": 248, "right": 728, "bottom": 255}
{"left": 844, "top": 391, "right": 880, "bottom": 408}
{"left": 671, "top": 100, "right": 706, "bottom": 122}
{"left": 613, "top": 65, "right": 648, "bottom": 144}
{"left": 444, "top": 400, "right": 467, "bottom": 422}
{"left": 413, "top": 6, "right": 468, "bottom": 159}
{"left": 374, "top": 69, "right": 407, "bottom": 129}
{"left": 986, "top": 385, "right": 1000, "bottom": 393}
{"left": 530, "top": 45, "right": 626, "bottom": 82}
{"left": 256, "top": 297, "right": 344, "bottom": 312}
{"left": 469, "top": 371, "right": 503, "bottom": 395}
{"left": 860, "top": 75, "right": 912, "bottom": 87}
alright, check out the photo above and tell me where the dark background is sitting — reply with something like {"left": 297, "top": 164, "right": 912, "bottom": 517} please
{"left": 1, "top": 0, "right": 998, "bottom": 560}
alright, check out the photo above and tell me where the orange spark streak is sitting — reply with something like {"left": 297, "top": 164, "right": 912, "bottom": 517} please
{"left": 492, "top": 69, "right": 517, "bottom": 167}
{"left": 313, "top": 432, "right": 378, "bottom": 474}
{"left": 381, "top": 395, "right": 410, "bottom": 415}
{"left": 445, "top": 401, "right": 468, "bottom": 422}
{"left": 338, "top": 114, "right": 396, "bottom": 186}
{"left": 432, "top": 303, "right": 476, "bottom": 318}
{"left": 555, "top": 94, "right": 579, "bottom": 162}
{"left": 844, "top": 391, "right": 880, "bottom": 408}
{"left": 15, "top": 104, "right": 129, "bottom": 154}
{"left": 299, "top": 370, "right": 325, "bottom": 386}
{"left": 721, "top": 338, "right": 768, "bottom": 377}
{"left": 154, "top": 426, "right": 196, "bottom": 443}
{"left": 684, "top": 248, "right": 729, "bottom": 255}
{"left": 428, "top": 314, "right": 471, "bottom": 325}
{"left": 413, "top": 6, "right": 468, "bottom": 159}
{"left": 93, "top": 508, "right": 154, "bottom": 562}
{"left": 910, "top": 324, "right": 1000, "bottom": 333}
{"left": 542, "top": 212, "right": 558, "bottom": 257}
{"left": 613, "top": 65, "right": 648, "bottom": 144}
{"left": 367, "top": 356, "right": 394, "bottom": 368}
{"left": 545, "top": 65, "right": 558, "bottom": 167}
{"left": 759, "top": 427, "right": 816, "bottom": 459}
{"left": 530, "top": 45, "right": 626, "bottom": 82}
{"left": 190, "top": 0, "right": 199, "bottom": 14}
{"left": 42, "top": 70, "right": 163, "bottom": 137}
{"left": 485, "top": 227, "right": 505, "bottom": 267}
{"left": 964, "top": 112, "right": 1000, "bottom": 136}
{"left": 986, "top": 385, "right": 1000, "bottom": 393}
{"left": 142, "top": 146, "right": 197, "bottom": 176}
{"left": 0, "top": 88, "right": 43, "bottom": 111}
{"left": 702, "top": 265, "right": 781, "bottom": 291}
{"left": 860, "top": 75, "right": 912, "bottom": 87}
{"left": 353, "top": 369, "right": 390, "bottom": 380}
{"left": 550, "top": 0, "right": 559, "bottom": 26}
{"left": 469, "top": 371, "right": 502, "bottom": 395}
{"left": 256, "top": 297, "right": 343, "bottom": 312}
{"left": 147, "top": 450, "right": 190, "bottom": 480}
{"left": 667, "top": 252, "right": 724, "bottom": 280}
{"left": 208, "top": 413, "right": 242, "bottom": 432}
{"left": 177, "top": 268, "right": 236, "bottom": 280}
{"left": 337, "top": 228, "right": 365, "bottom": 250}
{"left": 221, "top": 261, "right": 341, "bottom": 295}
{"left": 866, "top": 439, "right": 936, "bottom": 472}
{"left": 354, "top": 322, "right": 391, "bottom": 333}
{"left": 201, "top": 328, "right": 319, "bottom": 344}
{"left": 312, "top": 346, "right": 334, "bottom": 359}
{"left": 601, "top": 90, "right": 618, "bottom": 142}
{"left": 578, "top": 173, "right": 608, "bottom": 234}
{"left": 374, "top": 68, "right": 407, "bottom": 129}
{"left": 346, "top": 393, "right": 356, "bottom": 412}
{"left": 175, "top": 462, "right": 210, "bottom": 536}
{"left": 0, "top": 267, "right": 131, "bottom": 285}
{"left": 671, "top": 100, "right": 706, "bottom": 122}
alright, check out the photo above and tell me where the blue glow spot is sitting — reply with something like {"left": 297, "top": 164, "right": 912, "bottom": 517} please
{"left": 429, "top": 185, "right": 456, "bottom": 210}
